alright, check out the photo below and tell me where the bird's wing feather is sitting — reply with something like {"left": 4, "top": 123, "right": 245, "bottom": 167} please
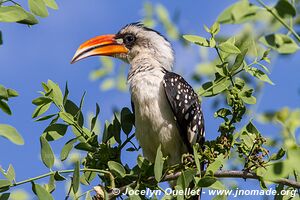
{"left": 163, "top": 71, "right": 205, "bottom": 153}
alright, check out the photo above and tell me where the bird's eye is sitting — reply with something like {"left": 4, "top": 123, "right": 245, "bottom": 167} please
{"left": 124, "top": 34, "right": 136, "bottom": 45}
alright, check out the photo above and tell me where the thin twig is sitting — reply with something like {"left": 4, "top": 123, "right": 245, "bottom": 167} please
{"left": 293, "top": 170, "right": 300, "bottom": 197}
{"left": 214, "top": 46, "right": 235, "bottom": 86}
{"left": 119, "top": 133, "right": 135, "bottom": 150}
{"left": 198, "top": 68, "right": 244, "bottom": 96}
{"left": 12, "top": 168, "right": 111, "bottom": 187}
{"left": 256, "top": 0, "right": 300, "bottom": 42}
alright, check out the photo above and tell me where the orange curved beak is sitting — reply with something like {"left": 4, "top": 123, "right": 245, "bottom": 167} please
{"left": 70, "top": 34, "right": 128, "bottom": 64}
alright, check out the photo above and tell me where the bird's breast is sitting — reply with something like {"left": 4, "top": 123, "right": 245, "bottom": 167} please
{"left": 129, "top": 72, "right": 187, "bottom": 164}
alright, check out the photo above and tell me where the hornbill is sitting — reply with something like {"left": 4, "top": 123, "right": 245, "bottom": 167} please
{"left": 71, "top": 22, "right": 205, "bottom": 165}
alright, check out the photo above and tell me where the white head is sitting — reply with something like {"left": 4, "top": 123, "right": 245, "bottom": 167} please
{"left": 71, "top": 22, "right": 174, "bottom": 71}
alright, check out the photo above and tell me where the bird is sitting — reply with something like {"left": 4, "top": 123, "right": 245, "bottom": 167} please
{"left": 71, "top": 22, "right": 205, "bottom": 166}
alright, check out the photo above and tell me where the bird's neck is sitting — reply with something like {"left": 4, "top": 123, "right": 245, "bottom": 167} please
{"left": 127, "top": 54, "right": 168, "bottom": 82}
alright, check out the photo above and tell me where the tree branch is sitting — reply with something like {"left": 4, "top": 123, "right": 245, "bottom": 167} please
{"left": 105, "top": 170, "right": 300, "bottom": 199}
{"left": 256, "top": 0, "right": 300, "bottom": 42}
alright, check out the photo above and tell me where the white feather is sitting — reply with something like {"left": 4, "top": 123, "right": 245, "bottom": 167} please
{"left": 129, "top": 67, "right": 187, "bottom": 165}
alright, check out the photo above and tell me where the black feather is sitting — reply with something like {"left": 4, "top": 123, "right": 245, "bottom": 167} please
{"left": 163, "top": 71, "right": 205, "bottom": 153}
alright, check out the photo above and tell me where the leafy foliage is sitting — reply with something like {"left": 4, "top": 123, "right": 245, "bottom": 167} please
{"left": 0, "top": 84, "right": 23, "bottom": 145}
{"left": 0, "top": 0, "right": 58, "bottom": 24}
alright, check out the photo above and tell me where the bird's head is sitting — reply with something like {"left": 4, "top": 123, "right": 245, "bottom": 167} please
{"left": 71, "top": 22, "right": 174, "bottom": 70}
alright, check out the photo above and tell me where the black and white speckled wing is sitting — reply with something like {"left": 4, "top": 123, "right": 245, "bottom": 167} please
{"left": 163, "top": 71, "right": 205, "bottom": 153}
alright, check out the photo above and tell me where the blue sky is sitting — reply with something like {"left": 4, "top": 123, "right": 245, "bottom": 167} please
{"left": 0, "top": 0, "right": 299, "bottom": 199}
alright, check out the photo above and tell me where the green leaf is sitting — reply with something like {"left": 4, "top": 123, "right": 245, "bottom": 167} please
{"left": 100, "top": 78, "right": 115, "bottom": 91}
{"left": 116, "top": 67, "right": 127, "bottom": 91}
{"left": 35, "top": 114, "right": 57, "bottom": 122}
{"left": 60, "top": 138, "right": 77, "bottom": 161}
{"left": 126, "top": 187, "right": 142, "bottom": 200}
{"left": 32, "top": 97, "right": 52, "bottom": 105}
{"left": 100, "top": 56, "right": 114, "bottom": 69}
{"left": 217, "top": 0, "right": 259, "bottom": 24}
{"left": 90, "top": 103, "right": 100, "bottom": 132}
{"left": 199, "top": 78, "right": 231, "bottom": 97}
{"left": 17, "top": 11, "right": 39, "bottom": 25}
{"left": 231, "top": 49, "right": 247, "bottom": 72}
{"left": 0, "top": 100, "right": 11, "bottom": 115}
{"left": 0, "top": 124, "right": 24, "bottom": 145}
{"left": 197, "top": 177, "right": 217, "bottom": 187}
{"left": 42, "top": 123, "right": 68, "bottom": 141}
{"left": 9, "top": 190, "right": 30, "bottom": 200}
{"left": 59, "top": 112, "right": 74, "bottom": 125}
{"left": 193, "top": 145, "right": 201, "bottom": 173}
{"left": 29, "top": 0, "right": 49, "bottom": 17}
{"left": 45, "top": 174, "right": 55, "bottom": 193}
{"left": 54, "top": 171, "right": 66, "bottom": 181}
{"left": 108, "top": 161, "right": 126, "bottom": 178}
{"left": 245, "top": 121, "right": 259, "bottom": 135}
{"left": 218, "top": 41, "right": 241, "bottom": 54}
{"left": 79, "top": 174, "right": 89, "bottom": 186}
{"left": 240, "top": 88, "right": 256, "bottom": 105}
{"left": 256, "top": 167, "right": 267, "bottom": 177}
{"left": 0, "top": 6, "right": 27, "bottom": 22}
{"left": 174, "top": 185, "right": 184, "bottom": 200}
{"left": 154, "top": 144, "right": 164, "bottom": 182}
{"left": 176, "top": 169, "right": 196, "bottom": 189}
{"left": 263, "top": 161, "right": 290, "bottom": 180}
{"left": 210, "top": 22, "right": 220, "bottom": 36}
{"left": 183, "top": 35, "right": 215, "bottom": 47}
{"left": 240, "top": 132, "right": 254, "bottom": 148}
{"left": 270, "top": 148, "right": 286, "bottom": 161}
{"left": 46, "top": 80, "right": 63, "bottom": 107}
{"left": 72, "top": 161, "right": 80, "bottom": 194}
{"left": 275, "top": 184, "right": 284, "bottom": 200}
{"left": 0, "top": 85, "right": 7, "bottom": 99}
{"left": 143, "top": 2, "right": 155, "bottom": 27}
{"left": 83, "top": 171, "right": 96, "bottom": 185}
{"left": 0, "top": 180, "right": 11, "bottom": 189}
{"left": 256, "top": 62, "right": 270, "bottom": 74}
{"left": 43, "top": 0, "right": 58, "bottom": 10}
{"left": 32, "top": 102, "right": 51, "bottom": 118}
{"left": 209, "top": 180, "right": 226, "bottom": 190}
{"left": 259, "top": 34, "right": 299, "bottom": 54}
{"left": 155, "top": 4, "right": 179, "bottom": 39}
{"left": 215, "top": 108, "right": 232, "bottom": 120}
{"left": 33, "top": 183, "right": 54, "bottom": 200}
{"left": 240, "top": 95, "right": 256, "bottom": 105}
{"left": 120, "top": 107, "right": 134, "bottom": 135}
{"left": 6, "top": 165, "right": 15, "bottom": 183}
{"left": 215, "top": 62, "right": 229, "bottom": 77}
{"left": 137, "top": 155, "right": 150, "bottom": 169}
{"left": 74, "top": 142, "right": 95, "bottom": 152}
{"left": 85, "top": 191, "right": 92, "bottom": 200}
{"left": 0, "top": 193, "right": 10, "bottom": 200}
{"left": 64, "top": 100, "right": 84, "bottom": 127}
{"left": 112, "top": 114, "right": 121, "bottom": 144}
{"left": 235, "top": 77, "right": 245, "bottom": 89}
{"left": 246, "top": 67, "right": 274, "bottom": 85}
{"left": 274, "top": 0, "right": 296, "bottom": 18}
{"left": 206, "top": 155, "right": 225, "bottom": 174}
{"left": 89, "top": 67, "right": 112, "bottom": 81}
{"left": 6, "top": 89, "right": 18, "bottom": 97}
{"left": 40, "top": 136, "right": 54, "bottom": 168}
